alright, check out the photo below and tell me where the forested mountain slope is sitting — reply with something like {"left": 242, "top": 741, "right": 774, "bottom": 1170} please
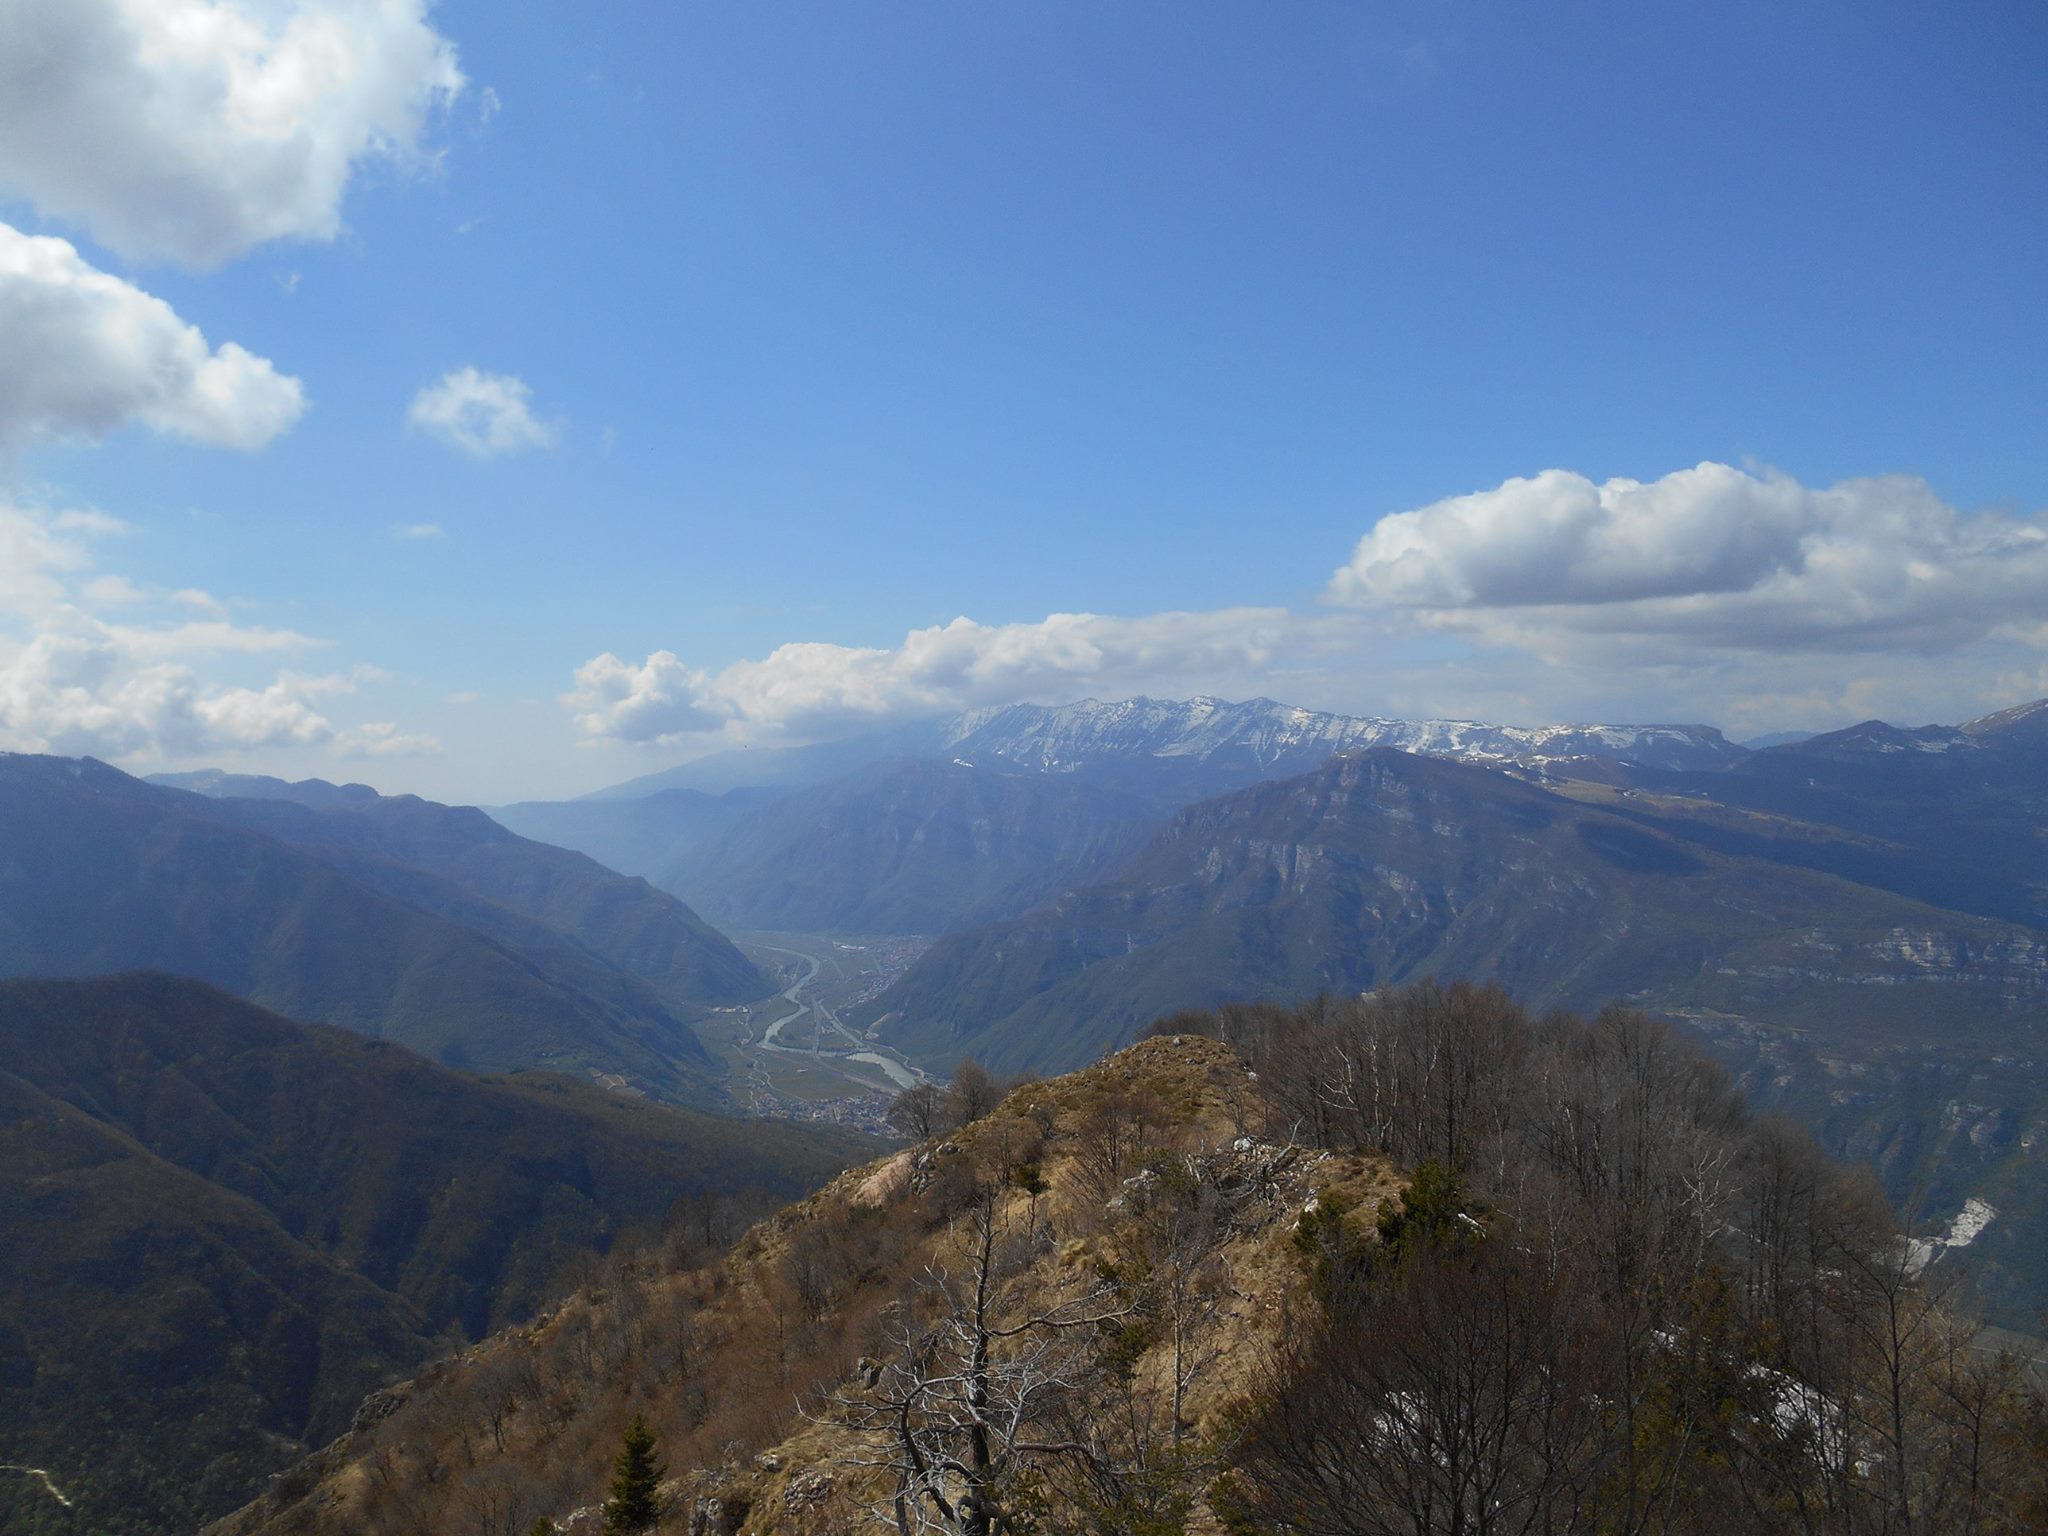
{"left": 657, "top": 758, "right": 1157, "bottom": 934}
{"left": 157, "top": 769, "right": 769, "bottom": 1007}
{"left": 207, "top": 988, "right": 2048, "bottom": 1536}
{"left": 1, "top": 755, "right": 729, "bottom": 1098}
{"left": 865, "top": 748, "right": 2048, "bottom": 1073}
{"left": 0, "top": 975, "right": 873, "bottom": 1536}
{"left": 1609, "top": 698, "right": 2048, "bottom": 928}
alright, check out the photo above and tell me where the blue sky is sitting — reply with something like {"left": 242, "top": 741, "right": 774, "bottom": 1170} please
{"left": 3, "top": 0, "right": 2045, "bottom": 799}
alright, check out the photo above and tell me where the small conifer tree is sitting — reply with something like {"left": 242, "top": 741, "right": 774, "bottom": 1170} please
{"left": 602, "top": 1413, "right": 666, "bottom": 1533}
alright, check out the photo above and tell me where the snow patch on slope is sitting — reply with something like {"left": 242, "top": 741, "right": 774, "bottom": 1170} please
{"left": 944, "top": 697, "right": 1742, "bottom": 776}
{"left": 1904, "top": 1197, "right": 1998, "bottom": 1277}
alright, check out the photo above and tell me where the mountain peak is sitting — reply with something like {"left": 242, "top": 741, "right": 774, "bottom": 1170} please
{"left": 1788, "top": 719, "right": 1976, "bottom": 756}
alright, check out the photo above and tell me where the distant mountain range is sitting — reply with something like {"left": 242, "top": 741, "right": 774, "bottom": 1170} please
{"left": 561, "top": 695, "right": 1746, "bottom": 803}
{"left": 1615, "top": 701, "right": 2048, "bottom": 929}
{"left": 848, "top": 697, "right": 2048, "bottom": 1326}
{"left": 494, "top": 696, "right": 1749, "bottom": 935}
{"left": 568, "top": 716, "right": 953, "bottom": 801}
{"left": 944, "top": 694, "right": 1746, "bottom": 778}
{"left": 0, "top": 974, "right": 869, "bottom": 1536}
{"left": 0, "top": 755, "right": 768, "bottom": 1102}
{"left": 859, "top": 745, "right": 2048, "bottom": 1072}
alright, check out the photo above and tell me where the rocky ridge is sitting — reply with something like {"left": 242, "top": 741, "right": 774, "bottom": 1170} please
{"left": 204, "top": 1034, "right": 1398, "bottom": 1536}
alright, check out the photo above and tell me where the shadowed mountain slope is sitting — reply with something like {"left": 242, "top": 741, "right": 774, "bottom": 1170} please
{"left": 156, "top": 769, "right": 769, "bottom": 1008}
{"left": 865, "top": 748, "right": 2048, "bottom": 1076}
{"left": 1606, "top": 697, "right": 2048, "bottom": 927}
{"left": 2, "top": 755, "right": 723, "bottom": 1097}
{"left": 657, "top": 758, "right": 1157, "bottom": 934}
{"left": 0, "top": 974, "right": 873, "bottom": 1536}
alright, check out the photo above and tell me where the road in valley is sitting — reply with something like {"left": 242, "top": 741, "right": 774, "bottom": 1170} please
{"left": 740, "top": 938, "right": 923, "bottom": 1093}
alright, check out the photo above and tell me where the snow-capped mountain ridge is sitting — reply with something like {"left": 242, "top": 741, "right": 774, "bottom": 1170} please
{"left": 944, "top": 696, "right": 1743, "bottom": 775}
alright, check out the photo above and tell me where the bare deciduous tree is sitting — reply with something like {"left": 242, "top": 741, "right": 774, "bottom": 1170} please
{"left": 949, "top": 1061, "right": 1002, "bottom": 1128}
{"left": 892, "top": 1081, "right": 948, "bottom": 1141}
{"left": 832, "top": 1182, "right": 1130, "bottom": 1535}
{"left": 1229, "top": 1231, "right": 1616, "bottom": 1536}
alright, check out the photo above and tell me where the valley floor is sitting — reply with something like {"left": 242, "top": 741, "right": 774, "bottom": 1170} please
{"left": 696, "top": 933, "right": 933, "bottom": 1131}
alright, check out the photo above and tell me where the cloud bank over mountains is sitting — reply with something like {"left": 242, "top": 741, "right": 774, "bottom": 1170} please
{"left": 0, "top": 500, "right": 335, "bottom": 756}
{"left": 567, "top": 607, "right": 1297, "bottom": 744}
{"left": 574, "top": 464, "right": 2048, "bottom": 749}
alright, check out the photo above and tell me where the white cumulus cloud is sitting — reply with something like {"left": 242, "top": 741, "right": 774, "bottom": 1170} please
{"left": 189, "top": 671, "right": 352, "bottom": 749}
{"left": 568, "top": 651, "right": 730, "bottom": 742}
{"left": 1328, "top": 462, "right": 2048, "bottom": 658}
{"left": 0, "top": 622, "right": 341, "bottom": 757}
{"left": 0, "top": 0, "right": 464, "bottom": 268}
{"left": 341, "top": 719, "right": 441, "bottom": 756}
{"left": 568, "top": 608, "right": 1295, "bottom": 744}
{"left": 408, "top": 367, "right": 560, "bottom": 456}
{"left": 0, "top": 501, "right": 434, "bottom": 762}
{"left": 0, "top": 223, "right": 306, "bottom": 450}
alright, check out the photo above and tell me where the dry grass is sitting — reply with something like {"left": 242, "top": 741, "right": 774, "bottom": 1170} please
{"left": 208, "top": 1034, "right": 1404, "bottom": 1536}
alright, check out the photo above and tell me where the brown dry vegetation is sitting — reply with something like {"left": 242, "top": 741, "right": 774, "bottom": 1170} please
{"left": 206, "top": 1034, "right": 1378, "bottom": 1536}
{"left": 207, "top": 985, "right": 2048, "bottom": 1536}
